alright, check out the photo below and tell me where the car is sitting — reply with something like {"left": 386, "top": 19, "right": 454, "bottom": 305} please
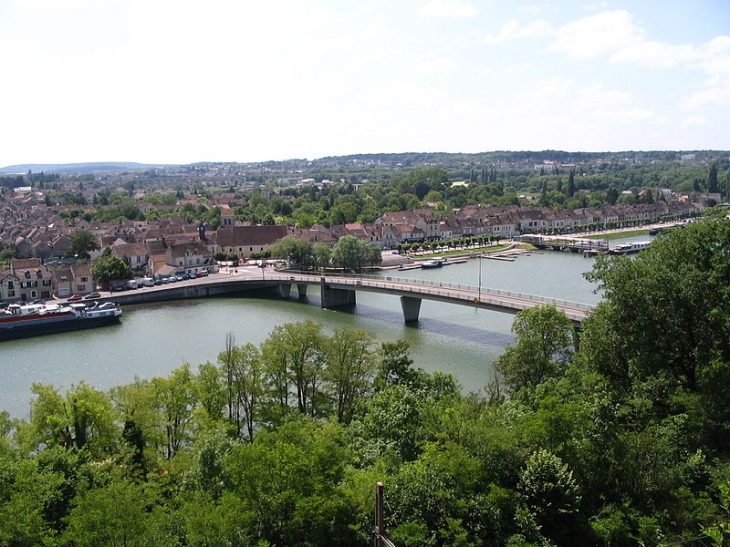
{"left": 187, "top": 272, "right": 197, "bottom": 279}
{"left": 84, "top": 292, "right": 100, "bottom": 300}
{"left": 67, "top": 294, "right": 83, "bottom": 302}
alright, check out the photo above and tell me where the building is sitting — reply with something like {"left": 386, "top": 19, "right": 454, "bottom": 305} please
{"left": 216, "top": 225, "right": 288, "bottom": 259}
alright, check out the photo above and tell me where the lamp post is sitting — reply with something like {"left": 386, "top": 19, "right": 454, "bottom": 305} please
{"left": 477, "top": 253, "right": 482, "bottom": 303}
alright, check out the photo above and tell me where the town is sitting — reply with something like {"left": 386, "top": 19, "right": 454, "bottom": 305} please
{"left": 0, "top": 150, "right": 722, "bottom": 303}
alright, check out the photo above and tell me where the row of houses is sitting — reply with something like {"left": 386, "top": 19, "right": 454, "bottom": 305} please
{"left": 0, "top": 258, "right": 94, "bottom": 302}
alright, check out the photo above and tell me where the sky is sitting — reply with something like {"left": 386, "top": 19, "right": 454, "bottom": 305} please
{"left": 1, "top": 0, "right": 729, "bottom": 166}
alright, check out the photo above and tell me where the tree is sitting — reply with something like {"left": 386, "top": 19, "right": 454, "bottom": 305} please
{"left": 29, "top": 382, "right": 118, "bottom": 457}
{"left": 261, "top": 320, "right": 327, "bottom": 419}
{"left": 331, "top": 235, "right": 364, "bottom": 271}
{"left": 269, "top": 235, "right": 315, "bottom": 270}
{"left": 324, "top": 326, "right": 376, "bottom": 424}
{"left": 517, "top": 448, "right": 581, "bottom": 545}
{"left": 582, "top": 216, "right": 730, "bottom": 439}
{"left": 91, "top": 251, "right": 133, "bottom": 286}
{"left": 707, "top": 163, "right": 719, "bottom": 193}
{"left": 312, "top": 242, "right": 332, "bottom": 269}
{"left": 152, "top": 364, "right": 197, "bottom": 459}
{"left": 218, "top": 335, "right": 264, "bottom": 442}
{"left": 494, "top": 305, "right": 575, "bottom": 394}
{"left": 566, "top": 169, "right": 577, "bottom": 197}
{"left": 64, "top": 228, "right": 100, "bottom": 260}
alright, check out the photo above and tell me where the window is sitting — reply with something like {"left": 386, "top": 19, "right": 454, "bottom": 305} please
{"left": 7, "top": 281, "right": 13, "bottom": 289}
{"left": 24, "top": 271, "right": 31, "bottom": 279}
{"left": 8, "top": 290, "right": 15, "bottom": 297}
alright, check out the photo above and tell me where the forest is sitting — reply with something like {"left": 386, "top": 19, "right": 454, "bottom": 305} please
{"left": 1, "top": 210, "right": 730, "bottom": 546}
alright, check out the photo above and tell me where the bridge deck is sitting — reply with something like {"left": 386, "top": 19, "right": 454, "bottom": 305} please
{"left": 269, "top": 273, "right": 594, "bottom": 323}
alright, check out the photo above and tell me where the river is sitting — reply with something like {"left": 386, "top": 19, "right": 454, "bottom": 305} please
{"left": 0, "top": 243, "right": 618, "bottom": 418}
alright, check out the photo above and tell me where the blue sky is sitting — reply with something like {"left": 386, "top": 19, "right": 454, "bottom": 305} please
{"left": 1, "top": 0, "right": 728, "bottom": 166}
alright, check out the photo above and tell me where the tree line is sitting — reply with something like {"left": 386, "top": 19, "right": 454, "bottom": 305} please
{"left": 1, "top": 209, "right": 730, "bottom": 546}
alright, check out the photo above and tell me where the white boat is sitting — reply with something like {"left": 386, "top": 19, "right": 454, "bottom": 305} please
{"left": 608, "top": 241, "right": 652, "bottom": 255}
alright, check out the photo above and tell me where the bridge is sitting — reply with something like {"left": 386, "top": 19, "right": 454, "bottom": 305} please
{"left": 263, "top": 272, "right": 594, "bottom": 324}
{"left": 103, "top": 270, "right": 595, "bottom": 324}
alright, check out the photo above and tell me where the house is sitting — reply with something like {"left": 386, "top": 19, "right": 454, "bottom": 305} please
{"left": 51, "top": 263, "right": 95, "bottom": 298}
{"left": 9, "top": 258, "right": 53, "bottom": 301}
{"left": 164, "top": 241, "right": 214, "bottom": 274}
{"left": 0, "top": 269, "right": 21, "bottom": 303}
{"left": 216, "top": 225, "right": 288, "bottom": 259}
{"left": 112, "top": 242, "right": 149, "bottom": 273}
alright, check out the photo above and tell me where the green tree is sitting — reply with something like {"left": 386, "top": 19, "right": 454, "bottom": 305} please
{"left": 332, "top": 235, "right": 365, "bottom": 271}
{"left": 516, "top": 448, "right": 581, "bottom": 545}
{"left": 707, "top": 163, "right": 719, "bottom": 193}
{"left": 152, "top": 364, "right": 197, "bottom": 459}
{"left": 324, "top": 326, "right": 376, "bottom": 424}
{"left": 63, "top": 479, "right": 156, "bottom": 547}
{"left": 582, "top": 216, "right": 730, "bottom": 448}
{"left": 28, "top": 382, "right": 118, "bottom": 457}
{"left": 261, "top": 320, "right": 327, "bottom": 419}
{"left": 269, "top": 235, "right": 315, "bottom": 270}
{"left": 91, "top": 250, "right": 133, "bottom": 286}
{"left": 64, "top": 228, "right": 100, "bottom": 260}
{"left": 312, "top": 242, "right": 332, "bottom": 269}
{"left": 566, "top": 169, "right": 576, "bottom": 197}
{"left": 218, "top": 335, "right": 264, "bottom": 442}
{"left": 494, "top": 305, "right": 575, "bottom": 394}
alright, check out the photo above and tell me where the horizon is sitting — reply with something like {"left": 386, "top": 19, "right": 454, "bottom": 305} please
{"left": 2, "top": 1, "right": 728, "bottom": 166}
{"left": 2, "top": 148, "right": 728, "bottom": 172}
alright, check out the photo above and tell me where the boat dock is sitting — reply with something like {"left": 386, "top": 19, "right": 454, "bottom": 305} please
{"left": 519, "top": 234, "right": 609, "bottom": 253}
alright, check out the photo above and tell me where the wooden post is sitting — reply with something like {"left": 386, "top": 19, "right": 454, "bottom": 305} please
{"left": 374, "top": 482, "right": 385, "bottom": 547}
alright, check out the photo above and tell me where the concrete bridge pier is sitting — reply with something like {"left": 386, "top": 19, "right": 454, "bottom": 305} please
{"left": 278, "top": 283, "right": 291, "bottom": 298}
{"left": 296, "top": 283, "right": 308, "bottom": 298}
{"left": 400, "top": 296, "right": 422, "bottom": 323}
{"left": 320, "top": 278, "right": 356, "bottom": 309}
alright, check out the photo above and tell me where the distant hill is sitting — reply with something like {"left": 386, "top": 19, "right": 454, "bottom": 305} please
{"left": 0, "top": 162, "right": 173, "bottom": 175}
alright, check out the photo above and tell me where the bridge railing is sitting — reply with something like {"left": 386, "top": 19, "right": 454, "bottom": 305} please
{"left": 300, "top": 272, "right": 595, "bottom": 311}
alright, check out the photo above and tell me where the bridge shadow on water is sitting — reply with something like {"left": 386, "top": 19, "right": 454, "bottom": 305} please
{"left": 281, "top": 292, "right": 515, "bottom": 348}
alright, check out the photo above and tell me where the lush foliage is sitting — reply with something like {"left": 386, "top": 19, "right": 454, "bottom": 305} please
{"left": 2, "top": 215, "right": 730, "bottom": 546}
{"left": 90, "top": 247, "right": 133, "bottom": 284}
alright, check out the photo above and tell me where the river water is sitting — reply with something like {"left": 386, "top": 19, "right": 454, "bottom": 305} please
{"left": 0, "top": 244, "right": 615, "bottom": 418}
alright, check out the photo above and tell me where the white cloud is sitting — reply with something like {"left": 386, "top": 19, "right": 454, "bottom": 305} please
{"left": 414, "top": 55, "right": 460, "bottom": 73}
{"left": 419, "top": 0, "right": 479, "bottom": 18}
{"left": 547, "top": 10, "right": 643, "bottom": 59}
{"left": 681, "top": 115, "right": 708, "bottom": 128}
{"left": 483, "top": 20, "right": 553, "bottom": 44}
{"left": 610, "top": 41, "right": 696, "bottom": 68}
{"left": 680, "top": 86, "right": 730, "bottom": 110}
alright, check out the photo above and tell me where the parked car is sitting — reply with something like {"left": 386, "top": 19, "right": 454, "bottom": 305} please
{"left": 67, "top": 294, "right": 83, "bottom": 302}
{"left": 84, "top": 292, "right": 100, "bottom": 300}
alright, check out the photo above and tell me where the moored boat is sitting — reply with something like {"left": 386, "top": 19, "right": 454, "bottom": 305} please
{"left": 421, "top": 259, "right": 443, "bottom": 269}
{"left": 0, "top": 301, "right": 122, "bottom": 341}
{"left": 608, "top": 241, "right": 652, "bottom": 255}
